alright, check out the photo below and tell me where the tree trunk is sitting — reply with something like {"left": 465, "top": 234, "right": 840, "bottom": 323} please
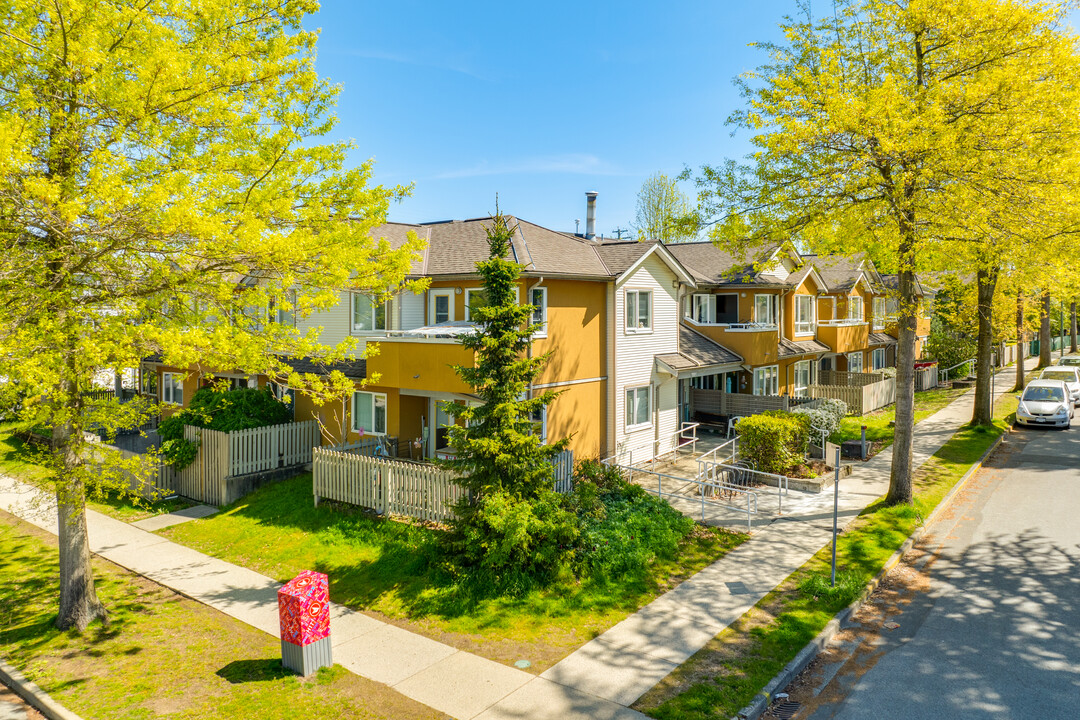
{"left": 53, "top": 409, "right": 107, "bottom": 632}
{"left": 1038, "top": 291, "right": 1051, "bottom": 368}
{"left": 1071, "top": 301, "right": 1077, "bottom": 353}
{"left": 971, "top": 267, "right": 998, "bottom": 426}
{"left": 1015, "top": 290, "right": 1026, "bottom": 391}
{"left": 888, "top": 254, "right": 917, "bottom": 506}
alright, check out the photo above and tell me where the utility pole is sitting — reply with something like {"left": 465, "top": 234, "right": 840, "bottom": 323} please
{"left": 612, "top": 226, "right": 632, "bottom": 240}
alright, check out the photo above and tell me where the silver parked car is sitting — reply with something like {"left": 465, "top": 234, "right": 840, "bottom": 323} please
{"left": 1016, "top": 379, "right": 1074, "bottom": 429}
{"left": 1039, "top": 366, "right": 1080, "bottom": 406}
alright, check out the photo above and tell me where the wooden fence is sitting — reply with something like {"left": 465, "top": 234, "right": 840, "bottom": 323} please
{"left": 313, "top": 447, "right": 463, "bottom": 522}
{"left": 808, "top": 377, "right": 896, "bottom": 416}
{"left": 818, "top": 370, "right": 886, "bottom": 387}
{"left": 312, "top": 447, "right": 576, "bottom": 523}
{"left": 227, "top": 421, "right": 320, "bottom": 476}
{"left": 915, "top": 365, "right": 938, "bottom": 392}
{"left": 92, "top": 420, "right": 321, "bottom": 506}
{"left": 690, "top": 389, "right": 791, "bottom": 416}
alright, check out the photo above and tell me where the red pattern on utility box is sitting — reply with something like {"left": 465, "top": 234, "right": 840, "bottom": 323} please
{"left": 278, "top": 570, "right": 330, "bottom": 646}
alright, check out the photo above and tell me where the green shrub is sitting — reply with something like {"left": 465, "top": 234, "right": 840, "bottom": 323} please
{"left": 453, "top": 489, "right": 579, "bottom": 594}
{"left": 736, "top": 412, "right": 809, "bottom": 475}
{"left": 160, "top": 436, "right": 199, "bottom": 471}
{"left": 575, "top": 490, "right": 693, "bottom": 581}
{"left": 793, "top": 398, "right": 848, "bottom": 441}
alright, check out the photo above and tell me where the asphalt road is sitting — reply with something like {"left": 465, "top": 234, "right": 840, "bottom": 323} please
{"left": 784, "top": 412, "right": 1080, "bottom": 720}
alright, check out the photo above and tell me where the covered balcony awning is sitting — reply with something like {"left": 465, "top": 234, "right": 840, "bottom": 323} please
{"left": 656, "top": 324, "right": 744, "bottom": 378}
{"left": 778, "top": 338, "right": 831, "bottom": 358}
{"left": 868, "top": 332, "right": 898, "bottom": 345}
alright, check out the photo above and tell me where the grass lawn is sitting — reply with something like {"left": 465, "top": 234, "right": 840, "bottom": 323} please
{"left": 0, "top": 426, "right": 193, "bottom": 523}
{"left": 159, "top": 476, "right": 746, "bottom": 672}
{"left": 832, "top": 384, "right": 971, "bottom": 448}
{"left": 634, "top": 394, "right": 1018, "bottom": 719}
{"left": 0, "top": 510, "right": 448, "bottom": 720}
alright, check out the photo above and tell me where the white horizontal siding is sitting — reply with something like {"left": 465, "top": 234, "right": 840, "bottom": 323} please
{"left": 296, "top": 290, "right": 352, "bottom": 348}
{"left": 613, "top": 253, "right": 681, "bottom": 462}
{"left": 399, "top": 292, "right": 425, "bottom": 330}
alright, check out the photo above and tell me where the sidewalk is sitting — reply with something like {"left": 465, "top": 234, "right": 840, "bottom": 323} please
{"left": 539, "top": 358, "right": 1039, "bottom": 707}
{"left": 0, "top": 360, "right": 1036, "bottom": 720}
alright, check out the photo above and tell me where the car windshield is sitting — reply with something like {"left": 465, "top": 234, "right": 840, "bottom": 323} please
{"left": 1023, "top": 387, "right": 1065, "bottom": 402}
{"left": 1062, "top": 358, "right": 1080, "bottom": 366}
{"left": 1040, "top": 371, "right": 1077, "bottom": 382}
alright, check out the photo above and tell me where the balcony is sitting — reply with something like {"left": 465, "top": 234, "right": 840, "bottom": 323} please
{"left": 365, "top": 337, "right": 475, "bottom": 393}
{"left": 817, "top": 322, "right": 869, "bottom": 355}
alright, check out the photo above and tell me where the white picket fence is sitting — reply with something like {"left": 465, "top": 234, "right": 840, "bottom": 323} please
{"left": 227, "top": 421, "right": 320, "bottom": 477}
{"left": 312, "top": 447, "right": 576, "bottom": 523}
{"left": 313, "top": 447, "right": 463, "bottom": 522}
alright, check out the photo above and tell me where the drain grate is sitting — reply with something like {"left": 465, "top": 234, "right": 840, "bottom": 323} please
{"left": 770, "top": 700, "right": 801, "bottom": 719}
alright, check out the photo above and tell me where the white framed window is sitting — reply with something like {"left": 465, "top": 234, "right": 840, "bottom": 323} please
{"left": 352, "top": 293, "right": 388, "bottom": 333}
{"left": 873, "top": 297, "right": 886, "bottom": 327}
{"left": 530, "top": 405, "right": 548, "bottom": 443}
{"left": 754, "top": 294, "right": 777, "bottom": 325}
{"left": 793, "top": 360, "right": 812, "bottom": 396}
{"left": 530, "top": 286, "right": 548, "bottom": 337}
{"left": 848, "top": 352, "right": 864, "bottom": 373}
{"left": 430, "top": 289, "right": 454, "bottom": 325}
{"left": 691, "top": 293, "right": 713, "bottom": 324}
{"left": 625, "top": 385, "right": 651, "bottom": 428}
{"left": 270, "top": 290, "right": 296, "bottom": 326}
{"left": 162, "top": 372, "right": 184, "bottom": 405}
{"left": 794, "top": 295, "right": 814, "bottom": 334}
{"left": 625, "top": 290, "right": 652, "bottom": 332}
{"left": 352, "top": 391, "right": 387, "bottom": 435}
{"left": 753, "top": 365, "right": 779, "bottom": 396}
{"left": 872, "top": 348, "right": 886, "bottom": 371}
{"left": 848, "top": 295, "right": 864, "bottom": 322}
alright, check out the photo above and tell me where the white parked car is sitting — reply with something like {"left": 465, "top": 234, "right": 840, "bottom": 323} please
{"left": 1038, "top": 366, "right": 1080, "bottom": 406}
{"left": 1016, "top": 379, "right": 1074, "bottom": 429}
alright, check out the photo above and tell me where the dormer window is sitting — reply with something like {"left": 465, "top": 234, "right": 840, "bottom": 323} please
{"left": 848, "top": 296, "right": 864, "bottom": 322}
{"left": 794, "top": 295, "right": 814, "bottom": 334}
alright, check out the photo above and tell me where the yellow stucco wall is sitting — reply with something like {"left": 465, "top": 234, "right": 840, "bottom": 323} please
{"left": 695, "top": 325, "right": 780, "bottom": 366}
{"left": 366, "top": 341, "right": 474, "bottom": 394}
{"left": 531, "top": 279, "right": 607, "bottom": 384}
{"left": 542, "top": 379, "right": 606, "bottom": 459}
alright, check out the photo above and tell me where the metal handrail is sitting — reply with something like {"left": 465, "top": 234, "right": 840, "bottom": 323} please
{"left": 939, "top": 358, "right": 976, "bottom": 384}
{"left": 696, "top": 437, "right": 738, "bottom": 477}
{"left": 608, "top": 461, "right": 758, "bottom": 530}
{"left": 699, "top": 460, "right": 790, "bottom": 515}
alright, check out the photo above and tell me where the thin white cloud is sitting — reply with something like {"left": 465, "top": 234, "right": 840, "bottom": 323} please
{"left": 434, "top": 154, "right": 629, "bottom": 180}
{"left": 333, "top": 48, "right": 493, "bottom": 82}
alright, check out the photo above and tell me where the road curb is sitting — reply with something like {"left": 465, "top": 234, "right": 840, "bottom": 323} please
{"left": 0, "top": 658, "right": 84, "bottom": 720}
{"left": 733, "top": 429, "right": 1007, "bottom": 720}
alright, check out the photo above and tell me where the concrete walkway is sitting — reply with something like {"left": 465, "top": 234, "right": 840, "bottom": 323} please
{"left": 540, "top": 359, "right": 1040, "bottom": 707}
{"left": 0, "top": 360, "right": 1037, "bottom": 719}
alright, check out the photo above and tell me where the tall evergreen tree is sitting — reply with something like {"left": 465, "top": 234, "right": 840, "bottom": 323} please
{"left": 443, "top": 212, "right": 568, "bottom": 511}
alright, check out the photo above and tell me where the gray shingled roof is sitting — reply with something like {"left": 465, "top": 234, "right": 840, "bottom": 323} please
{"left": 665, "top": 242, "right": 787, "bottom": 286}
{"left": 880, "top": 274, "right": 932, "bottom": 297}
{"left": 656, "top": 324, "right": 743, "bottom": 371}
{"left": 804, "top": 254, "right": 865, "bottom": 292}
{"left": 592, "top": 241, "right": 656, "bottom": 275}
{"left": 284, "top": 356, "right": 367, "bottom": 379}
{"left": 868, "top": 332, "right": 897, "bottom": 345}
{"left": 373, "top": 217, "right": 612, "bottom": 278}
{"left": 778, "top": 338, "right": 831, "bottom": 358}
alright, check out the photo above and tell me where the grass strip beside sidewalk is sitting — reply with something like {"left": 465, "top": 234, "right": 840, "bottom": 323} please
{"left": 635, "top": 395, "right": 1018, "bottom": 720}
{"left": 0, "top": 510, "right": 448, "bottom": 720}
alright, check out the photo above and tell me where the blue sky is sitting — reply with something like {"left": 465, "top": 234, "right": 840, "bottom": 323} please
{"left": 309, "top": 0, "right": 801, "bottom": 237}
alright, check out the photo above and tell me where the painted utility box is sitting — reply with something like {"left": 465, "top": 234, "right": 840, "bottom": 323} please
{"left": 278, "top": 570, "right": 331, "bottom": 675}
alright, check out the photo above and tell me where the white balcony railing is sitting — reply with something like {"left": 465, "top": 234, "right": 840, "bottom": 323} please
{"left": 818, "top": 318, "right": 867, "bottom": 327}
{"left": 685, "top": 318, "right": 778, "bottom": 332}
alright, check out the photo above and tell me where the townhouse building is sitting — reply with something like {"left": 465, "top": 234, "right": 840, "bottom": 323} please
{"left": 140, "top": 209, "right": 933, "bottom": 464}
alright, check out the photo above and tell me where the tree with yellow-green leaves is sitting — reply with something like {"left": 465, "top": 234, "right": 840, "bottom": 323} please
{"left": 0, "top": 0, "right": 424, "bottom": 631}
{"left": 692, "top": 0, "right": 1080, "bottom": 505}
